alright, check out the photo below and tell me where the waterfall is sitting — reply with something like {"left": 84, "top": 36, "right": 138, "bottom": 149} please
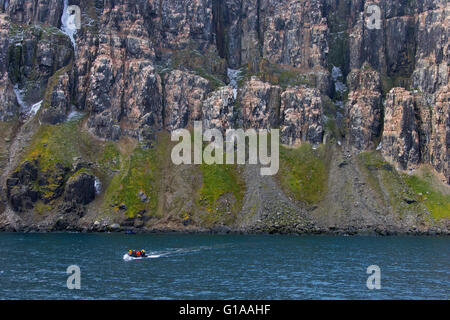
{"left": 227, "top": 68, "right": 241, "bottom": 99}
{"left": 61, "top": 0, "right": 77, "bottom": 49}
{"left": 29, "top": 101, "right": 42, "bottom": 116}
{"left": 13, "top": 85, "right": 27, "bottom": 112}
{"left": 331, "top": 66, "right": 347, "bottom": 94}
{"left": 66, "top": 105, "right": 85, "bottom": 122}
{"left": 13, "top": 85, "right": 42, "bottom": 117}
{"left": 94, "top": 176, "right": 102, "bottom": 195}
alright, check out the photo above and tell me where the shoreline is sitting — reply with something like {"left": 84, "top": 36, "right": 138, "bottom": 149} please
{"left": 1, "top": 226, "right": 448, "bottom": 237}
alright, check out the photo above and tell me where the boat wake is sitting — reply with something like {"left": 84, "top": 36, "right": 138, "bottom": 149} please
{"left": 122, "top": 244, "right": 230, "bottom": 261}
{"left": 122, "top": 253, "right": 161, "bottom": 261}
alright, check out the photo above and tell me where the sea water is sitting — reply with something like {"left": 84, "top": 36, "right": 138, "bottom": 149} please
{"left": 0, "top": 233, "right": 448, "bottom": 299}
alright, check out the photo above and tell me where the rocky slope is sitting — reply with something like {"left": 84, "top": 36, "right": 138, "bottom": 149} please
{"left": 0, "top": 0, "right": 448, "bottom": 234}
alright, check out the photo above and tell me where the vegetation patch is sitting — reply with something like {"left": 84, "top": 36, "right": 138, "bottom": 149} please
{"left": 278, "top": 144, "right": 330, "bottom": 204}
{"left": 356, "top": 152, "right": 450, "bottom": 220}
{"left": 241, "top": 59, "right": 318, "bottom": 89}
{"left": 357, "top": 151, "right": 413, "bottom": 214}
{"left": 24, "top": 119, "right": 91, "bottom": 171}
{"left": 34, "top": 201, "right": 52, "bottom": 215}
{"left": 403, "top": 170, "right": 450, "bottom": 221}
{"left": 197, "top": 161, "right": 245, "bottom": 225}
{"left": 165, "top": 45, "right": 227, "bottom": 90}
{"left": 18, "top": 118, "right": 100, "bottom": 204}
{"left": 99, "top": 143, "right": 121, "bottom": 171}
{"left": 102, "top": 134, "right": 169, "bottom": 218}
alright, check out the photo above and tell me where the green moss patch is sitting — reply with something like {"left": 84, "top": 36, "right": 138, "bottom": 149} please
{"left": 403, "top": 171, "right": 450, "bottom": 221}
{"left": 165, "top": 45, "right": 227, "bottom": 90}
{"left": 278, "top": 144, "right": 330, "bottom": 204}
{"left": 244, "top": 59, "right": 318, "bottom": 89}
{"left": 17, "top": 118, "right": 98, "bottom": 204}
{"left": 197, "top": 162, "right": 245, "bottom": 225}
{"left": 356, "top": 152, "right": 449, "bottom": 220}
{"left": 357, "top": 151, "right": 415, "bottom": 214}
{"left": 102, "top": 135, "right": 169, "bottom": 218}
{"left": 24, "top": 119, "right": 90, "bottom": 171}
{"left": 99, "top": 143, "right": 121, "bottom": 171}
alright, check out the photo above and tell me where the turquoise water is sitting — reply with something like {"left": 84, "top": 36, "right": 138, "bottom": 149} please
{"left": 0, "top": 233, "right": 448, "bottom": 299}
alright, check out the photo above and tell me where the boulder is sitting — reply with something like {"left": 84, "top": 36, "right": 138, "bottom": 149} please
{"left": 64, "top": 172, "right": 96, "bottom": 205}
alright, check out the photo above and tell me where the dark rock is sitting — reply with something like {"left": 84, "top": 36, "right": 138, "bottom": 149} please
{"left": 121, "top": 218, "right": 135, "bottom": 227}
{"left": 9, "top": 185, "right": 38, "bottom": 212}
{"left": 338, "top": 161, "right": 348, "bottom": 168}
{"left": 182, "top": 218, "right": 192, "bottom": 226}
{"left": 134, "top": 219, "right": 144, "bottom": 228}
{"left": 64, "top": 172, "right": 96, "bottom": 205}
{"left": 403, "top": 198, "right": 417, "bottom": 205}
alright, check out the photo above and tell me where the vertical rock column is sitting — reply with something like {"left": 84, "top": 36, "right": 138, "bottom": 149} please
{"left": 381, "top": 87, "right": 421, "bottom": 170}
{"left": 345, "top": 64, "right": 383, "bottom": 150}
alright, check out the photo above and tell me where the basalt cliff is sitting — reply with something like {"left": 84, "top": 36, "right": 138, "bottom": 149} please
{"left": 0, "top": 0, "right": 448, "bottom": 235}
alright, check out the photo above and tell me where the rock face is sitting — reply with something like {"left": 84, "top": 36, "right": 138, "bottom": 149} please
{"left": 7, "top": 0, "right": 64, "bottom": 27}
{"left": 38, "top": 69, "right": 72, "bottom": 124}
{"left": 8, "top": 23, "right": 73, "bottom": 105}
{"left": 64, "top": 172, "right": 96, "bottom": 205}
{"left": 202, "top": 86, "right": 236, "bottom": 131}
{"left": 280, "top": 87, "right": 323, "bottom": 146}
{"left": 6, "top": 160, "right": 39, "bottom": 212}
{"left": 0, "top": 14, "right": 18, "bottom": 121}
{"left": 382, "top": 88, "right": 421, "bottom": 170}
{"left": 0, "top": 0, "right": 449, "bottom": 233}
{"left": 164, "top": 70, "right": 210, "bottom": 131}
{"left": 239, "top": 77, "right": 281, "bottom": 130}
{"left": 430, "top": 86, "right": 449, "bottom": 184}
{"left": 263, "top": 0, "right": 328, "bottom": 69}
{"left": 345, "top": 65, "right": 382, "bottom": 151}
{"left": 122, "top": 61, "right": 163, "bottom": 139}
{"left": 382, "top": 84, "right": 449, "bottom": 183}
{"left": 411, "top": 2, "right": 449, "bottom": 95}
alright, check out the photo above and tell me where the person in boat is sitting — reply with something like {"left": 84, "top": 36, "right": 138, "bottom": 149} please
{"left": 128, "top": 250, "right": 146, "bottom": 257}
{"left": 129, "top": 250, "right": 137, "bottom": 257}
